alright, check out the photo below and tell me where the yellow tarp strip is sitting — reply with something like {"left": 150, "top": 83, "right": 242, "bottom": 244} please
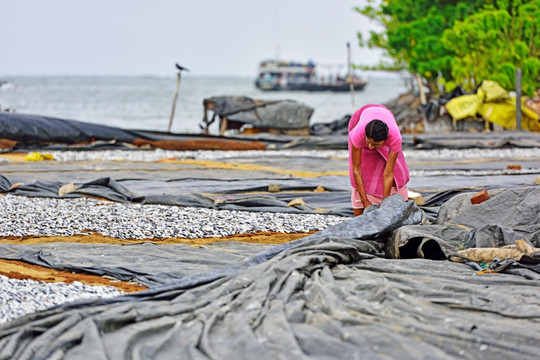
{"left": 159, "top": 158, "right": 348, "bottom": 178}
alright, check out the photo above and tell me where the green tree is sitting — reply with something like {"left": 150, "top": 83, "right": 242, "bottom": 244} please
{"left": 355, "top": 0, "right": 485, "bottom": 94}
{"left": 355, "top": 0, "right": 539, "bottom": 96}
{"left": 442, "top": 0, "right": 540, "bottom": 96}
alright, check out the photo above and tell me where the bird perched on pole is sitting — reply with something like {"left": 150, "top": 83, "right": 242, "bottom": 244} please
{"left": 175, "top": 63, "right": 189, "bottom": 72}
{"left": 168, "top": 63, "right": 189, "bottom": 132}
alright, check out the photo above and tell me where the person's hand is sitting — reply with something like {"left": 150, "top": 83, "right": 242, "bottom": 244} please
{"left": 362, "top": 200, "right": 373, "bottom": 208}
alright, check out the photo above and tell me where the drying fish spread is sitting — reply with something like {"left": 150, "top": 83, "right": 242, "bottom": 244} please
{"left": 0, "top": 116, "right": 539, "bottom": 359}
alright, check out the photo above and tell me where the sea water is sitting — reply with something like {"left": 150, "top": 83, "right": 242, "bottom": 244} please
{"left": 0, "top": 74, "right": 409, "bottom": 134}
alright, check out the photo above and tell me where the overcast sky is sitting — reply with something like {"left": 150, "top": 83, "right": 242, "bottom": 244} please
{"left": 2, "top": 0, "right": 383, "bottom": 77}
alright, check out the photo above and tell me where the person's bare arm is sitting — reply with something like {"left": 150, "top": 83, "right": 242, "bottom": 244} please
{"left": 382, "top": 151, "right": 399, "bottom": 198}
{"left": 351, "top": 145, "right": 371, "bottom": 208}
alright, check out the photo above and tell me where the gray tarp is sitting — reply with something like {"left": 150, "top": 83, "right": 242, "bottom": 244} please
{"left": 0, "top": 112, "right": 141, "bottom": 145}
{"left": 246, "top": 132, "right": 540, "bottom": 150}
{"left": 2, "top": 112, "right": 539, "bottom": 151}
{"left": 1, "top": 173, "right": 537, "bottom": 218}
{"left": 205, "top": 96, "right": 314, "bottom": 130}
{"left": 394, "top": 186, "right": 540, "bottom": 261}
{"left": 0, "top": 242, "right": 274, "bottom": 287}
{"left": 0, "top": 113, "right": 270, "bottom": 149}
{"left": 2, "top": 195, "right": 540, "bottom": 359}
{"left": 0, "top": 175, "right": 354, "bottom": 216}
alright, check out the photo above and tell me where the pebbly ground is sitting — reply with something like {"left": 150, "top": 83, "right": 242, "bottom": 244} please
{"left": 0, "top": 147, "right": 539, "bottom": 325}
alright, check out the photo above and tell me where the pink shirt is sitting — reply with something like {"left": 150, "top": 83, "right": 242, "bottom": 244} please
{"left": 348, "top": 104, "right": 410, "bottom": 197}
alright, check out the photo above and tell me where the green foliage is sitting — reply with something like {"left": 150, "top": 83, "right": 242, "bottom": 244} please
{"left": 442, "top": 0, "right": 540, "bottom": 95}
{"left": 355, "top": 0, "right": 540, "bottom": 96}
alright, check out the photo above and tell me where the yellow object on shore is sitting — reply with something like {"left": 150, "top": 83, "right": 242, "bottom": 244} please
{"left": 24, "top": 152, "right": 54, "bottom": 161}
{"left": 445, "top": 94, "right": 483, "bottom": 120}
{"left": 478, "top": 80, "right": 510, "bottom": 102}
{"left": 444, "top": 80, "right": 540, "bottom": 131}
{"left": 479, "top": 96, "right": 540, "bottom": 131}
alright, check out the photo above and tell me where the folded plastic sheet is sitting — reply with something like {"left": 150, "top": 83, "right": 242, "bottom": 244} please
{"left": 0, "top": 112, "right": 141, "bottom": 145}
{"left": 0, "top": 175, "right": 354, "bottom": 216}
{"left": 205, "top": 96, "right": 314, "bottom": 130}
{"left": 0, "top": 113, "right": 271, "bottom": 150}
{"left": 2, "top": 196, "right": 540, "bottom": 359}
{"left": 393, "top": 186, "right": 540, "bottom": 278}
{"left": 2, "top": 172, "right": 537, "bottom": 219}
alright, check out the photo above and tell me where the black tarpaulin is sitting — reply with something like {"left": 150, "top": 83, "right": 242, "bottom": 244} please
{"left": 0, "top": 175, "right": 353, "bottom": 216}
{"left": 206, "top": 96, "right": 314, "bottom": 130}
{"left": 393, "top": 186, "right": 540, "bottom": 276}
{"left": 2, "top": 112, "right": 539, "bottom": 151}
{"left": 2, "top": 172, "right": 538, "bottom": 218}
{"left": 0, "top": 112, "right": 141, "bottom": 145}
{"left": 0, "top": 113, "right": 270, "bottom": 150}
{"left": 1, "top": 196, "right": 540, "bottom": 359}
{"left": 0, "top": 241, "right": 274, "bottom": 287}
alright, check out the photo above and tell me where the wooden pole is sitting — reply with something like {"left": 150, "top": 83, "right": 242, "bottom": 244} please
{"left": 347, "top": 42, "right": 355, "bottom": 108}
{"left": 168, "top": 72, "right": 182, "bottom": 133}
{"left": 416, "top": 74, "right": 426, "bottom": 105}
{"left": 516, "top": 68, "right": 522, "bottom": 131}
{"left": 220, "top": 116, "right": 228, "bottom": 136}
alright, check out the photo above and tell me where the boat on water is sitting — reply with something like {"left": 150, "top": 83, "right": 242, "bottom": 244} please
{"left": 254, "top": 59, "right": 367, "bottom": 92}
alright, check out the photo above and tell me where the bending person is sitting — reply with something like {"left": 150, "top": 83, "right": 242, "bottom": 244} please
{"left": 348, "top": 104, "right": 410, "bottom": 216}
